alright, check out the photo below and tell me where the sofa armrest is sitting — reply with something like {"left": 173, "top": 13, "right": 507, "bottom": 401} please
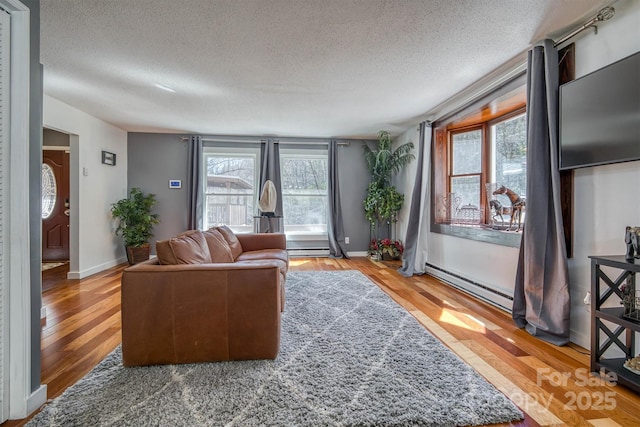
{"left": 121, "top": 260, "right": 282, "bottom": 366}
{"left": 237, "top": 233, "right": 286, "bottom": 252}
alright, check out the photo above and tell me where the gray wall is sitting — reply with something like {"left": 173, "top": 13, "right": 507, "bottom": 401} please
{"left": 24, "top": 0, "right": 42, "bottom": 393}
{"left": 127, "top": 133, "right": 372, "bottom": 253}
{"left": 335, "top": 139, "right": 372, "bottom": 253}
{"left": 43, "top": 128, "right": 69, "bottom": 146}
{"left": 127, "top": 133, "right": 190, "bottom": 251}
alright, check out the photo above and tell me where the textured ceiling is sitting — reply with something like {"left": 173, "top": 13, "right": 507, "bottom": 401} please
{"left": 41, "top": 0, "right": 610, "bottom": 138}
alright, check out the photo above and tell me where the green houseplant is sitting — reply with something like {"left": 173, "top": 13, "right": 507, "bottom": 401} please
{"left": 111, "top": 187, "right": 160, "bottom": 265}
{"left": 363, "top": 130, "right": 414, "bottom": 242}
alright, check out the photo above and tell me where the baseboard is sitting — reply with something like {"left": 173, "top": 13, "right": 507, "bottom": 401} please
{"left": 24, "top": 384, "right": 47, "bottom": 418}
{"left": 347, "top": 251, "right": 368, "bottom": 257}
{"left": 288, "top": 248, "right": 330, "bottom": 257}
{"left": 67, "top": 257, "right": 127, "bottom": 280}
{"left": 425, "top": 264, "right": 513, "bottom": 312}
{"left": 40, "top": 306, "right": 46, "bottom": 320}
{"left": 569, "top": 328, "right": 590, "bottom": 351}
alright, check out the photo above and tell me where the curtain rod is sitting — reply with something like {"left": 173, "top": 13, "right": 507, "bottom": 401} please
{"left": 180, "top": 137, "right": 350, "bottom": 146}
{"left": 553, "top": 6, "right": 615, "bottom": 47}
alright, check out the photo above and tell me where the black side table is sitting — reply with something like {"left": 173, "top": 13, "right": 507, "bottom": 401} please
{"left": 589, "top": 255, "right": 640, "bottom": 393}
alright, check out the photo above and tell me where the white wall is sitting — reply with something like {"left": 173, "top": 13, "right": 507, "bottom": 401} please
{"left": 395, "top": 0, "right": 640, "bottom": 348}
{"left": 566, "top": 0, "right": 640, "bottom": 348}
{"left": 43, "top": 95, "right": 128, "bottom": 278}
{"left": 395, "top": 126, "right": 420, "bottom": 242}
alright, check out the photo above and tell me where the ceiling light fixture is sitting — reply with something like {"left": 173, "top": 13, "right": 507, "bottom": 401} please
{"left": 153, "top": 83, "right": 176, "bottom": 93}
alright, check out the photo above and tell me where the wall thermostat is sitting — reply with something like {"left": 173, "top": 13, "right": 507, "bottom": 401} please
{"left": 169, "top": 180, "right": 182, "bottom": 189}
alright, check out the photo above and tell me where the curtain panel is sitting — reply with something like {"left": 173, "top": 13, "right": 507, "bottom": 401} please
{"left": 328, "top": 140, "right": 347, "bottom": 258}
{"left": 187, "top": 136, "right": 203, "bottom": 230}
{"left": 512, "top": 40, "right": 571, "bottom": 346}
{"left": 399, "top": 122, "right": 431, "bottom": 277}
{"left": 258, "top": 139, "right": 283, "bottom": 232}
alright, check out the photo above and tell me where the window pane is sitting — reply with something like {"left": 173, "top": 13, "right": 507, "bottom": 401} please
{"left": 282, "top": 195, "right": 327, "bottom": 232}
{"left": 280, "top": 154, "right": 328, "bottom": 233}
{"left": 42, "top": 164, "right": 57, "bottom": 219}
{"left": 452, "top": 130, "right": 482, "bottom": 175}
{"left": 203, "top": 150, "right": 258, "bottom": 231}
{"left": 451, "top": 175, "right": 480, "bottom": 208}
{"left": 206, "top": 156, "right": 255, "bottom": 195}
{"left": 491, "top": 114, "right": 527, "bottom": 197}
{"left": 205, "top": 195, "right": 254, "bottom": 228}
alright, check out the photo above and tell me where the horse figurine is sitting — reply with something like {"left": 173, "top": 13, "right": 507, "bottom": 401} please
{"left": 488, "top": 199, "right": 505, "bottom": 224}
{"left": 492, "top": 185, "right": 526, "bottom": 231}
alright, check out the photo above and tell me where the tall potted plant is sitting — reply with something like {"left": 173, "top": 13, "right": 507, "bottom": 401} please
{"left": 111, "top": 187, "right": 160, "bottom": 265}
{"left": 363, "top": 130, "right": 414, "bottom": 243}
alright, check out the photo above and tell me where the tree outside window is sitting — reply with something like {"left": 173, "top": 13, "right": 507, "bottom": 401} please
{"left": 280, "top": 151, "right": 328, "bottom": 234}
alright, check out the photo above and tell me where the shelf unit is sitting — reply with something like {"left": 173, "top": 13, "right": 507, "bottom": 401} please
{"left": 590, "top": 255, "right": 640, "bottom": 393}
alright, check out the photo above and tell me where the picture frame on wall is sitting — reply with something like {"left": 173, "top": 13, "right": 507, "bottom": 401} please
{"left": 102, "top": 150, "right": 116, "bottom": 166}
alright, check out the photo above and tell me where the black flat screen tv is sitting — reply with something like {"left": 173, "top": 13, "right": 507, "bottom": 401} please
{"left": 559, "top": 51, "right": 640, "bottom": 170}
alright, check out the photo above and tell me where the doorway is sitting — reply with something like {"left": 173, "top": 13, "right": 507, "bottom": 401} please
{"left": 42, "top": 129, "right": 70, "bottom": 265}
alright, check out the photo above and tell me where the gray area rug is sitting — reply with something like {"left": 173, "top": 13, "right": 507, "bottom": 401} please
{"left": 28, "top": 270, "right": 523, "bottom": 426}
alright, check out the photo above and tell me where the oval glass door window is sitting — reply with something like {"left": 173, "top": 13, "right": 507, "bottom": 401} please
{"left": 42, "top": 163, "right": 57, "bottom": 219}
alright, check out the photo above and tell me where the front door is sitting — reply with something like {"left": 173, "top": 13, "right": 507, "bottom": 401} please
{"left": 42, "top": 150, "right": 70, "bottom": 261}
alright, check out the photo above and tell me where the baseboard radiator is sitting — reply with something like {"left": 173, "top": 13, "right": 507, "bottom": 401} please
{"left": 287, "top": 248, "right": 330, "bottom": 257}
{"left": 425, "top": 263, "right": 514, "bottom": 313}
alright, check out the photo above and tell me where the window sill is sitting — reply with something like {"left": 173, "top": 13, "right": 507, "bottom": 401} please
{"left": 431, "top": 223, "right": 521, "bottom": 248}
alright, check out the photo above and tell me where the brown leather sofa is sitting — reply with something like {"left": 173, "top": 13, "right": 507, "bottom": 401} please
{"left": 120, "top": 227, "right": 288, "bottom": 367}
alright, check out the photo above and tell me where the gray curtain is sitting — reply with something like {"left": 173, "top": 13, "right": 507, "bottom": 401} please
{"left": 328, "top": 140, "right": 347, "bottom": 258}
{"left": 259, "top": 139, "right": 283, "bottom": 232}
{"left": 513, "top": 40, "right": 570, "bottom": 346}
{"left": 187, "top": 135, "right": 203, "bottom": 230}
{"left": 399, "top": 122, "right": 430, "bottom": 277}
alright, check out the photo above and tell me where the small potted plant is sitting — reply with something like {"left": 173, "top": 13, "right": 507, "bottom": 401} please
{"left": 368, "top": 238, "right": 404, "bottom": 261}
{"left": 111, "top": 187, "right": 160, "bottom": 265}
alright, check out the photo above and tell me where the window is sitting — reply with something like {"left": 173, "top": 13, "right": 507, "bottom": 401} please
{"left": 280, "top": 149, "right": 328, "bottom": 236}
{"left": 432, "top": 83, "right": 527, "bottom": 243}
{"left": 490, "top": 113, "right": 527, "bottom": 198}
{"left": 450, "top": 128, "right": 483, "bottom": 211}
{"left": 445, "top": 113, "right": 527, "bottom": 227}
{"left": 42, "top": 163, "right": 57, "bottom": 219}
{"left": 202, "top": 147, "right": 260, "bottom": 233}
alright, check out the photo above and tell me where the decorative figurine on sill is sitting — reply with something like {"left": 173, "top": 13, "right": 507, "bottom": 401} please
{"left": 492, "top": 185, "right": 526, "bottom": 231}
{"left": 624, "top": 226, "right": 640, "bottom": 261}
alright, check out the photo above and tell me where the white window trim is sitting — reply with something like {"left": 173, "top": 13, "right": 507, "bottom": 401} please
{"left": 202, "top": 146, "right": 260, "bottom": 232}
{"left": 280, "top": 149, "right": 329, "bottom": 241}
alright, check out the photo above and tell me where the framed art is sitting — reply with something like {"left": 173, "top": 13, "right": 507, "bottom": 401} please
{"left": 101, "top": 150, "right": 116, "bottom": 166}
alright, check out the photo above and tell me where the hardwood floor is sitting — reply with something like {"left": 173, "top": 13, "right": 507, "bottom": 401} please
{"left": 4, "top": 257, "right": 639, "bottom": 426}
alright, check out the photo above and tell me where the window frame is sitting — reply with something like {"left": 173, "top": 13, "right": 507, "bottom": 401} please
{"left": 432, "top": 94, "right": 527, "bottom": 248}
{"left": 279, "top": 147, "right": 329, "bottom": 240}
{"left": 202, "top": 145, "right": 261, "bottom": 233}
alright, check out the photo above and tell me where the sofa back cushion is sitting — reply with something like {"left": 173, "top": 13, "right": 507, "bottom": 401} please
{"left": 203, "top": 228, "right": 235, "bottom": 263}
{"left": 156, "top": 230, "right": 212, "bottom": 265}
{"left": 215, "top": 225, "right": 243, "bottom": 260}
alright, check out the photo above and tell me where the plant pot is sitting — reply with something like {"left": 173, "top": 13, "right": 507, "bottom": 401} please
{"left": 382, "top": 253, "right": 399, "bottom": 261}
{"left": 126, "top": 244, "right": 150, "bottom": 265}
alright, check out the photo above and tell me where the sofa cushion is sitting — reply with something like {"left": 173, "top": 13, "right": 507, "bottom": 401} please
{"left": 156, "top": 230, "right": 212, "bottom": 265}
{"left": 236, "top": 249, "right": 289, "bottom": 264}
{"left": 236, "top": 250, "right": 288, "bottom": 276}
{"left": 216, "top": 225, "right": 243, "bottom": 260}
{"left": 203, "top": 228, "right": 234, "bottom": 263}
